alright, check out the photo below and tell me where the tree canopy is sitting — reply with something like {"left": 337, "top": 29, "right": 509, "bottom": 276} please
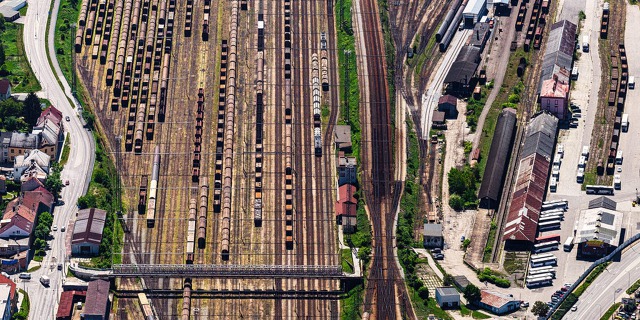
{"left": 463, "top": 283, "right": 481, "bottom": 302}
{"left": 531, "top": 301, "right": 549, "bottom": 317}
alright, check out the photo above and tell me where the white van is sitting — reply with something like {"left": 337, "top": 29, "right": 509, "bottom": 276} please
{"left": 616, "top": 151, "right": 623, "bottom": 164}
{"left": 578, "top": 156, "right": 586, "bottom": 168}
{"left": 629, "top": 76, "right": 635, "bottom": 89}
{"left": 582, "top": 146, "right": 590, "bottom": 159}
{"left": 19, "top": 273, "right": 31, "bottom": 280}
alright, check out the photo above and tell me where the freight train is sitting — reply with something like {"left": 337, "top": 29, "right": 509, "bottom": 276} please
{"left": 284, "top": 0, "right": 294, "bottom": 249}
{"left": 254, "top": 13, "right": 265, "bottom": 226}
{"left": 311, "top": 53, "right": 322, "bottom": 156}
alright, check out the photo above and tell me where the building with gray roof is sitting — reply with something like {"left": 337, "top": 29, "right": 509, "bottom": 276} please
{"left": 575, "top": 202, "right": 623, "bottom": 258}
{"left": 479, "top": 108, "right": 517, "bottom": 209}
{"left": 72, "top": 208, "right": 107, "bottom": 256}
{"left": 445, "top": 46, "right": 481, "bottom": 95}
{"left": 538, "top": 20, "right": 577, "bottom": 94}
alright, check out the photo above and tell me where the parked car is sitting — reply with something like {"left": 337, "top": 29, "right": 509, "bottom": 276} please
{"left": 58, "top": 263, "right": 63, "bottom": 270}
{"left": 571, "top": 306, "right": 578, "bottom": 312}
{"left": 432, "top": 248, "right": 442, "bottom": 254}
{"left": 65, "top": 180, "right": 70, "bottom": 185}
{"left": 460, "top": 236, "right": 466, "bottom": 242}
{"left": 52, "top": 225, "right": 57, "bottom": 232}
{"left": 434, "top": 254, "right": 445, "bottom": 260}
{"left": 569, "top": 122, "right": 579, "bottom": 128}
{"left": 521, "top": 301, "right": 529, "bottom": 308}
{"left": 61, "top": 227, "right": 65, "bottom": 232}
{"left": 65, "top": 116, "right": 70, "bottom": 121}
{"left": 573, "top": 113, "right": 581, "bottom": 118}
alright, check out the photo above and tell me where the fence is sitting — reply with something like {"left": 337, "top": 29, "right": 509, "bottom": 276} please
{"left": 546, "top": 233, "right": 640, "bottom": 319}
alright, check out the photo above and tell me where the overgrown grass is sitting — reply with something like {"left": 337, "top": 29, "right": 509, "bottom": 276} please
{"left": 477, "top": 267, "right": 510, "bottom": 288}
{"left": 54, "top": 0, "right": 81, "bottom": 83}
{"left": 60, "top": 134, "right": 71, "bottom": 166}
{"left": 408, "top": 291, "right": 453, "bottom": 320}
{"left": 26, "top": 265, "right": 41, "bottom": 272}
{"left": 76, "top": 133, "right": 124, "bottom": 268}
{"left": 341, "top": 284, "right": 364, "bottom": 320}
{"left": 482, "top": 220, "right": 497, "bottom": 262}
{"left": 626, "top": 279, "right": 640, "bottom": 294}
{"left": 504, "top": 252, "right": 525, "bottom": 274}
{"left": 600, "top": 303, "right": 621, "bottom": 320}
{"left": 460, "top": 304, "right": 492, "bottom": 319}
{"left": 1, "top": 23, "right": 41, "bottom": 92}
{"left": 14, "top": 289, "right": 30, "bottom": 320}
{"left": 341, "top": 249, "right": 354, "bottom": 274}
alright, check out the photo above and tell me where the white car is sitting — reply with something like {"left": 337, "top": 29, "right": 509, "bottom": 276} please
{"left": 52, "top": 225, "right": 57, "bottom": 232}
{"left": 571, "top": 305, "right": 577, "bottom": 312}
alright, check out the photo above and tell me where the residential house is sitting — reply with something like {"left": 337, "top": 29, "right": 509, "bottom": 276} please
{"left": 335, "top": 184, "right": 357, "bottom": 233}
{"left": 12, "top": 149, "right": 51, "bottom": 181}
{"left": 6, "top": 133, "right": 39, "bottom": 163}
{"left": 423, "top": 223, "right": 444, "bottom": 248}
{"left": 0, "top": 176, "right": 5, "bottom": 194}
{"left": 0, "top": 284, "right": 10, "bottom": 320}
{"left": 337, "top": 152, "right": 357, "bottom": 186}
{"left": 438, "top": 95, "right": 458, "bottom": 118}
{"left": 20, "top": 176, "right": 45, "bottom": 192}
{"left": 334, "top": 125, "right": 352, "bottom": 153}
{"left": 0, "top": 203, "right": 36, "bottom": 239}
{"left": 0, "top": 250, "right": 28, "bottom": 273}
{"left": 0, "top": 238, "right": 29, "bottom": 259}
{"left": 71, "top": 208, "right": 107, "bottom": 256}
{"left": 37, "top": 106, "right": 64, "bottom": 128}
{"left": 83, "top": 280, "right": 110, "bottom": 320}
{"left": 32, "top": 120, "right": 62, "bottom": 160}
{"left": 540, "top": 74, "right": 570, "bottom": 120}
{"left": 0, "top": 133, "right": 11, "bottom": 163}
{"left": 56, "top": 291, "right": 86, "bottom": 320}
{"left": 477, "top": 290, "right": 521, "bottom": 315}
{"left": 435, "top": 287, "right": 460, "bottom": 308}
{"left": 0, "top": 275, "right": 17, "bottom": 314}
{"left": 0, "top": 81, "right": 10, "bottom": 101}
{"left": 21, "top": 188, "right": 55, "bottom": 215}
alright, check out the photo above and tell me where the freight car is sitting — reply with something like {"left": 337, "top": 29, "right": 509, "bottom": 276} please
{"left": 138, "top": 175, "right": 148, "bottom": 214}
{"left": 186, "top": 199, "right": 196, "bottom": 264}
{"left": 146, "top": 145, "right": 161, "bottom": 227}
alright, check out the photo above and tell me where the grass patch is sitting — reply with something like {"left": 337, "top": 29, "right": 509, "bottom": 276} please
{"left": 408, "top": 290, "right": 453, "bottom": 320}
{"left": 582, "top": 170, "right": 598, "bottom": 190}
{"left": 341, "top": 284, "right": 364, "bottom": 320}
{"left": 341, "top": 249, "right": 354, "bottom": 274}
{"left": 14, "top": 289, "right": 30, "bottom": 320}
{"left": 482, "top": 220, "right": 497, "bottom": 262}
{"left": 504, "top": 252, "right": 525, "bottom": 274}
{"left": 626, "top": 279, "right": 640, "bottom": 295}
{"left": 60, "top": 133, "right": 71, "bottom": 166}
{"left": 460, "top": 305, "right": 492, "bottom": 319}
{"left": 19, "top": 4, "right": 28, "bottom": 16}
{"left": 26, "top": 265, "right": 41, "bottom": 272}
{"left": 600, "top": 302, "right": 621, "bottom": 320}
{"left": 1, "top": 23, "right": 41, "bottom": 92}
{"left": 54, "top": 0, "right": 81, "bottom": 83}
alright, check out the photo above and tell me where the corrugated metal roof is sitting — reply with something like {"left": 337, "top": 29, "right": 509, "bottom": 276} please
{"left": 480, "top": 290, "right": 517, "bottom": 309}
{"left": 588, "top": 196, "right": 617, "bottom": 210}
{"left": 436, "top": 287, "right": 459, "bottom": 297}
{"left": 84, "top": 280, "right": 109, "bottom": 317}
{"left": 445, "top": 46, "right": 481, "bottom": 84}
{"left": 538, "top": 20, "right": 576, "bottom": 93}
{"left": 463, "top": 0, "right": 487, "bottom": 15}
{"left": 423, "top": 223, "right": 443, "bottom": 237}
{"left": 478, "top": 109, "right": 517, "bottom": 204}
{"left": 575, "top": 208, "right": 622, "bottom": 245}
{"left": 72, "top": 208, "right": 107, "bottom": 246}
{"left": 521, "top": 113, "right": 558, "bottom": 159}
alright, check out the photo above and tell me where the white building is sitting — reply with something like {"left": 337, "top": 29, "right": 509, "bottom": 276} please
{"left": 12, "top": 149, "right": 50, "bottom": 181}
{"left": 435, "top": 287, "right": 460, "bottom": 308}
{"left": 0, "top": 284, "right": 10, "bottom": 320}
{"left": 463, "top": 0, "right": 487, "bottom": 27}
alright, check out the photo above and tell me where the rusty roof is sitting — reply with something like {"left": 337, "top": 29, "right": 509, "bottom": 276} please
{"left": 480, "top": 290, "right": 517, "bottom": 309}
{"left": 84, "top": 280, "right": 109, "bottom": 317}
{"left": 72, "top": 208, "right": 107, "bottom": 246}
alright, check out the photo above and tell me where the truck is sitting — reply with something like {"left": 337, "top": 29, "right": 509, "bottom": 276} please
{"left": 614, "top": 174, "right": 621, "bottom": 190}
{"left": 622, "top": 113, "right": 629, "bottom": 132}
{"left": 563, "top": 236, "right": 574, "bottom": 251}
{"left": 582, "top": 35, "right": 589, "bottom": 52}
{"left": 40, "top": 275, "right": 50, "bottom": 286}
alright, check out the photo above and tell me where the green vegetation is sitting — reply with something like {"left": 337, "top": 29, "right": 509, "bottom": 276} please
{"left": 76, "top": 133, "right": 123, "bottom": 268}
{"left": 26, "top": 265, "right": 41, "bottom": 272}
{"left": 60, "top": 134, "right": 71, "bottom": 166}
{"left": 551, "top": 262, "right": 611, "bottom": 319}
{"left": 0, "top": 21, "right": 41, "bottom": 92}
{"left": 12, "top": 289, "right": 29, "bottom": 320}
{"left": 341, "top": 249, "right": 354, "bottom": 274}
{"left": 477, "top": 268, "right": 510, "bottom": 288}
{"left": 626, "top": 278, "right": 640, "bottom": 294}
{"left": 460, "top": 305, "right": 492, "bottom": 319}
{"left": 341, "top": 284, "right": 364, "bottom": 320}
{"left": 579, "top": 10, "right": 586, "bottom": 21}
{"left": 0, "top": 92, "right": 45, "bottom": 132}
{"left": 447, "top": 165, "right": 480, "bottom": 210}
{"left": 466, "top": 90, "right": 488, "bottom": 132}
{"left": 463, "top": 283, "right": 481, "bottom": 302}
{"left": 503, "top": 252, "right": 525, "bottom": 274}
{"left": 482, "top": 220, "right": 497, "bottom": 262}
{"left": 463, "top": 140, "right": 473, "bottom": 157}
{"left": 462, "top": 238, "right": 471, "bottom": 251}
{"left": 532, "top": 301, "right": 550, "bottom": 317}
{"left": 600, "top": 303, "right": 621, "bottom": 320}
{"left": 44, "top": 162, "right": 64, "bottom": 199}
{"left": 32, "top": 211, "right": 54, "bottom": 258}
{"left": 407, "top": 292, "right": 453, "bottom": 320}
{"left": 54, "top": 0, "right": 81, "bottom": 83}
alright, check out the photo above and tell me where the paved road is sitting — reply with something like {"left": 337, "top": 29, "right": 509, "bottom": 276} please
{"left": 564, "top": 242, "right": 640, "bottom": 320}
{"left": 20, "top": 0, "right": 96, "bottom": 318}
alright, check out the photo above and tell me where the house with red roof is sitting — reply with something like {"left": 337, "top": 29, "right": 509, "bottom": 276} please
{"left": 37, "top": 106, "right": 64, "bottom": 128}
{"left": 20, "top": 176, "right": 45, "bottom": 192}
{"left": 56, "top": 290, "right": 86, "bottom": 320}
{"left": 476, "top": 290, "right": 521, "bottom": 315}
{"left": 0, "top": 202, "right": 36, "bottom": 239}
{"left": 21, "top": 188, "right": 54, "bottom": 215}
{"left": 335, "top": 184, "right": 357, "bottom": 233}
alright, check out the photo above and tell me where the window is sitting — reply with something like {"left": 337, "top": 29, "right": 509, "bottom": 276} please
{"left": 10, "top": 149, "right": 14, "bottom": 153}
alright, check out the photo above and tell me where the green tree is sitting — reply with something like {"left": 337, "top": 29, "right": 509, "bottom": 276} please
{"left": 531, "top": 301, "right": 549, "bottom": 317}
{"left": 418, "top": 286, "right": 430, "bottom": 299}
{"left": 44, "top": 163, "right": 63, "bottom": 198}
{"left": 449, "top": 194, "right": 464, "bottom": 211}
{"left": 23, "top": 93, "right": 42, "bottom": 126}
{"left": 463, "top": 283, "right": 481, "bottom": 302}
{"left": 77, "top": 194, "right": 97, "bottom": 209}
{"left": 0, "top": 14, "right": 5, "bottom": 32}
{"left": 0, "top": 42, "right": 4, "bottom": 67}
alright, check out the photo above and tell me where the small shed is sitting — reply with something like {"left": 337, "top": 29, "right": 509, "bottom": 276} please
{"left": 435, "top": 287, "right": 460, "bottom": 308}
{"left": 334, "top": 125, "right": 352, "bottom": 153}
{"left": 423, "top": 223, "right": 443, "bottom": 248}
{"left": 432, "top": 111, "right": 446, "bottom": 129}
{"left": 438, "top": 95, "right": 458, "bottom": 118}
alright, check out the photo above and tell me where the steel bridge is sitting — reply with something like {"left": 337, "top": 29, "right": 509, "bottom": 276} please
{"left": 108, "top": 264, "right": 359, "bottom": 279}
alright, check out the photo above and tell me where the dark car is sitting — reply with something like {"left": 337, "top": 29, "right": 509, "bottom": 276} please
{"left": 434, "top": 254, "right": 445, "bottom": 260}
{"left": 432, "top": 248, "right": 442, "bottom": 254}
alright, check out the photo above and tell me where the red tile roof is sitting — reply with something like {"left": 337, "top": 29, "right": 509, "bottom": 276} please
{"left": 20, "top": 177, "right": 45, "bottom": 192}
{"left": 438, "top": 94, "right": 457, "bottom": 106}
{"left": 502, "top": 153, "right": 550, "bottom": 242}
{"left": 540, "top": 78, "right": 569, "bottom": 98}
{"left": 0, "top": 275, "right": 16, "bottom": 301}
{"left": 21, "top": 189, "right": 54, "bottom": 213}
{"left": 336, "top": 184, "right": 357, "bottom": 217}
{"left": 480, "top": 290, "right": 514, "bottom": 309}
{"left": 37, "top": 105, "right": 63, "bottom": 127}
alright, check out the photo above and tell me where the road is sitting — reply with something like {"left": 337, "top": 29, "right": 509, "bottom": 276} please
{"left": 565, "top": 242, "right": 640, "bottom": 320}
{"left": 19, "top": 0, "right": 96, "bottom": 318}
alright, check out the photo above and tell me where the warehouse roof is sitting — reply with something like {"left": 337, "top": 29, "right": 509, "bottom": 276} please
{"left": 72, "top": 208, "right": 107, "bottom": 246}
{"left": 502, "top": 153, "right": 550, "bottom": 243}
{"left": 538, "top": 20, "right": 576, "bottom": 93}
{"left": 480, "top": 290, "right": 519, "bottom": 309}
{"left": 478, "top": 108, "right": 517, "bottom": 204}
{"left": 469, "top": 22, "right": 491, "bottom": 49}
{"left": 438, "top": 95, "right": 457, "bottom": 106}
{"left": 436, "top": 287, "right": 460, "bottom": 297}
{"left": 84, "top": 280, "right": 109, "bottom": 317}
{"left": 423, "top": 223, "right": 443, "bottom": 237}
{"left": 445, "top": 46, "right": 481, "bottom": 84}
{"left": 575, "top": 207, "right": 623, "bottom": 246}
{"left": 521, "top": 113, "right": 558, "bottom": 159}
{"left": 588, "top": 196, "right": 617, "bottom": 210}
{"left": 464, "top": 0, "right": 487, "bottom": 15}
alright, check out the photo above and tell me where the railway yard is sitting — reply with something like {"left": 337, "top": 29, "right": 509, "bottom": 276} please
{"left": 74, "top": 0, "right": 345, "bottom": 317}
{"left": 28, "top": 0, "right": 640, "bottom": 317}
